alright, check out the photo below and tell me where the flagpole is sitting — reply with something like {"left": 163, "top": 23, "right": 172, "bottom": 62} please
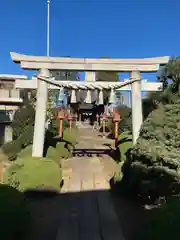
{"left": 47, "top": 0, "right": 50, "bottom": 56}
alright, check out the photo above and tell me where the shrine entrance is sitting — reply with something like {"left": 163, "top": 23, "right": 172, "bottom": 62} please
{"left": 10, "top": 52, "right": 169, "bottom": 157}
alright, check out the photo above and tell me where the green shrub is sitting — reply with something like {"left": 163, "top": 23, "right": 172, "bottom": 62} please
{"left": 47, "top": 143, "right": 70, "bottom": 164}
{"left": 122, "top": 97, "right": 180, "bottom": 201}
{"left": 3, "top": 157, "right": 61, "bottom": 192}
{"left": 46, "top": 128, "right": 78, "bottom": 164}
{"left": 0, "top": 184, "right": 30, "bottom": 240}
{"left": 18, "top": 125, "right": 34, "bottom": 148}
{"left": 63, "top": 128, "right": 78, "bottom": 145}
{"left": 18, "top": 145, "right": 32, "bottom": 158}
{"left": 49, "top": 117, "right": 69, "bottom": 136}
{"left": 107, "top": 105, "right": 132, "bottom": 137}
{"left": 1, "top": 140, "right": 22, "bottom": 161}
{"left": 114, "top": 132, "right": 133, "bottom": 182}
{"left": 1, "top": 125, "right": 34, "bottom": 161}
{"left": 11, "top": 103, "right": 35, "bottom": 138}
{"left": 118, "top": 131, "right": 133, "bottom": 162}
{"left": 136, "top": 197, "right": 180, "bottom": 240}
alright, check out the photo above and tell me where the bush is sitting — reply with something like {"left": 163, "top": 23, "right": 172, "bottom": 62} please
{"left": 3, "top": 157, "right": 61, "bottom": 192}
{"left": 18, "top": 125, "right": 34, "bottom": 148}
{"left": 117, "top": 105, "right": 132, "bottom": 134}
{"left": 46, "top": 128, "right": 78, "bottom": 165}
{"left": 122, "top": 97, "right": 180, "bottom": 201}
{"left": 49, "top": 117, "right": 69, "bottom": 136}
{"left": 63, "top": 127, "right": 78, "bottom": 145}
{"left": 1, "top": 140, "right": 22, "bottom": 161}
{"left": 11, "top": 103, "right": 35, "bottom": 139}
{"left": 1, "top": 125, "right": 34, "bottom": 161}
{"left": 107, "top": 105, "right": 132, "bottom": 137}
{"left": 118, "top": 131, "right": 133, "bottom": 162}
{"left": 0, "top": 184, "right": 30, "bottom": 240}
{"left": 114, "top": 132, "right": 133, "bottom": 182}
{"left": 136, "top": 197, "right": 180, "bottom": 240}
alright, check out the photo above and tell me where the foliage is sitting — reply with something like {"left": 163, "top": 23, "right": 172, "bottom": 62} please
{"left": 114, "top": 132, "right": 133, "bottom": 182}
{"left": 116, "top": 105, "right": 132, "bottom": 134}
{"left": 136, "top": 197, "right": 180, "bottom": 240}
{"left": 2, "top": 114, "right": 71, "bottom": 162}
{"left": 142, "top": 87, "right": 178, "bottom": 120}
{"left": 0, "top": 184, "right": 30, "bottom": 240}
{"left": 46, "top": 128, "right": 78, "bottom": 165}
{"left": 63, "top": 127, "right": 78, "bottom": 145}
{"left": 115, "top": 90, "right": 122, "bottom": 102}
{"left": 118, "top": 57, "right": 180, "bottom": 202}
{"left": 48, "top": 112, "right": 69, "bottom": 136}
{"left": 107, "top": 104, "right": 132, "bottom": 137}
{"left": 118, "top": 131, "right": 133, "bottom": 162}
{"left": 1, "top": 125, "right": 34, "bottom": 161}
{"left": 96, "top": 57, "right": 119, "bottom": 82}
{"left": 3, "top": 127, "right": 78, "bottom": 191}
{"left": 46, "top": 93, "right": 55, "bottom": 122}
{"left": 121, "top": 95, "right": 180, "bottom": 201}
{"left": 50, "top": 69, "right": 80, "bottom": 81}
{"left": 1, "top": 140, "right": 22, "bottom": 161}
{"left": 159, "top": 57, "right": 180, "bottom": 93}
{"left": 3, "top": 157, "right": 61, "bottom": 192}
{"left": 11, "top": 103, "right": 35, "bottom": 138}
{"left": 20, "top": 89, "right": 36, "bottom": 105}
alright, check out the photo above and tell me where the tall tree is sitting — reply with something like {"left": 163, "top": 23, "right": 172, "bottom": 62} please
{"left": 96, "top": 57, "right": 119, "bottom": 82}
{"left": 50, "top": 70, "right": 79, "bottom": 81}
{"left": 158, "top": 57, "right": 180, "bottom": 93}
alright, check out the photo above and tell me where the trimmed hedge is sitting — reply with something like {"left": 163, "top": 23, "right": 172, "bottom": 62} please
{"left": 3, "top": 157, "right": 61, "bottom": 192}
{"left": 124, "top": 101, "right": 180, "bottom": 201}
{"left": 11, "top": 103, "right": 35, "bottom": 139}
{"left": 1, "top": 125, "right": 34, "bottom": 161}
{"left": 113, "top": 132, "right": 133, "bottom": 182}
{"left": 3, "top": 127, "right": 78, "bottom": 191}
{"left": 46, "top": 128, "right": 78, "bottom": 165}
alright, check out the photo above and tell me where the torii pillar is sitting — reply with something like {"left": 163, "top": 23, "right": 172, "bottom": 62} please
{"left": 32, "top": 69, "right": 50, "bottom": 157}
{"left": 130, "top": 71, "right": 143, "bottom": 144}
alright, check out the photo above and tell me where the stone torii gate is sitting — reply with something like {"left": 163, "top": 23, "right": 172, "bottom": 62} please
{"left": 10, "top": 52, "right": 170, "bottom": 157}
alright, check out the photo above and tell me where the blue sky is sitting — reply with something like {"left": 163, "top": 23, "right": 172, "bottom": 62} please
{"left": 0, "top": 0, "right": 179, "bottom": 81}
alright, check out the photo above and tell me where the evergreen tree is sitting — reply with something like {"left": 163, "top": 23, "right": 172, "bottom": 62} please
{"left": 119, "top": 56, "right": 180, "bottom": 202}
{"left": 96, "top": 57, "right": 119, "bottom": 82}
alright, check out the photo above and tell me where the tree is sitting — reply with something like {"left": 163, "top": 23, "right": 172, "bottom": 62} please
{"left": 118, "top": 56, "right": 180, "bottom": 203}
{"left": 11, "top": 103, "right": 35, "bottom": 139}
{"left": 158, "top": 57, "right": 180, "bottom": 93}
{"left": 141, "top": 57, "right": 180, "bottom": 119}
{"left": 96, "top": 57, "right": 119, "bottom": 82}
{"left": 50, "top": 70, "right": 79, "bottom": 81}
{"left": 49, "top": 56, "right": 80, "bottom": 107}
{"left": 115, "top": 90, "right": 122, "bottom": 103}
{"left": 157, "top": 65, "right": 168, "bottom": 90}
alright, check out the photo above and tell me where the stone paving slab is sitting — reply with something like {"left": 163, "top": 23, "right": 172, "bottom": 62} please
{"left": 97, "top": 191, "right": 125, "bottom": 240}
{"left": 57, "top": 126, "right": 125, "bottom": 240}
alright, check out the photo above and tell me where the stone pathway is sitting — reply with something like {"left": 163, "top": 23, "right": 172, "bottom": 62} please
{"left": 56, "top": 127, "right": 125, "bottom": 240}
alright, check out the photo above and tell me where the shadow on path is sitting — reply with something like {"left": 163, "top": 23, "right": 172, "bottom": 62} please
{"left": 72, "top": 148, "right": 120, "bottom": 161}
{"left": 25, "top": 188, "right": 125, "bottom": 240}
{"left": 24, "top": 187, "right": 157, "bottom": 240}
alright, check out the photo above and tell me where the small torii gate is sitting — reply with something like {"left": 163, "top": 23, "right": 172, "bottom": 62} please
{"left": 10, "top": 52, "right": 169, "bottom": 157}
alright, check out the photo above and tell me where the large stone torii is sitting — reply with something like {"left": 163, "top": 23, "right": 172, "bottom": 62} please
{"left": 10, "top": 52, "right": 170, "bottom": 157}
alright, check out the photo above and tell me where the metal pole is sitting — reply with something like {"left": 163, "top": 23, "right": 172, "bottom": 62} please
{"left": 47, "top": 0, "right": 50, "bottom": 56}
